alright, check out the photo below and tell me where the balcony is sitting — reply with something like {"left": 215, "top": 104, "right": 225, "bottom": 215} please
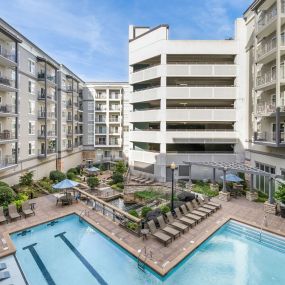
{"left": 95, "top": 141, "right": 107, "bottom": 146}
{"left": 38, "top": 148, "right": 56, "bottom": 157}
{"left": 67, "top": 131, "right": 73, "bottom": 137}
{"left": 95, "top": 106, "right": 107, "bottom": 111}
{"left": 255, "top": 70, "right": 280, "bottom": 90}
{"left": 38, "top": 130, "right": 56, "bottom": 138}
{"left": 95, "top": 118, "right": 106, "bottom": 123}
{"left": 109, "top": 94, "right": 120, "bottom": 100}
{"left": 38, "top": 73, "right": 56, "bottom": 84}
{"left": 38, "top": 91, "right": 56, "bottom": 101}
{"left": 0, "top": 155, "right": 16, "bottom": 170}
{"left": 0, "top": 104, "right": 16, "bottom": 116}
{"left": 0, "top": 76, "right": 16, "bottom": 92}
{"left": 0, "top": 48, "right": 17, "bottom": 67}
{"left": 78, "top": 104, "right": 83, "bottom": 111}
{"left": 95, "top": 94, "right": 107, "bottom": 100}
{"left": 0, "top": 130, "right": 16, "bottom": 142}
{"left": 254, "top": 131, "right": 285, "bottom": 147}
{"left": 109, "top": 106, "right": 121, "bottom": 112}
{"left": 67, "top": 116, "right": 72, "bottom": 122}
{"left": 256, "top": 103, "right": 276, "bottom": 116}
{"left": 109, "top": 118, "right": 120, "bottom": 123}
{"left": 256, "top": 39, "right": 276, "bottom": 63}
{"left": 38, "top": 111, "right": 56, "bottom": 120}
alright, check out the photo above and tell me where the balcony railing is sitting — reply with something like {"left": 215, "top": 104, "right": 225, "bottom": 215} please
{"left": 38, "top": 130, "right": 56, "bottom": 137}
{"left": 254, "top": 131, "right": 285, "bottom": 143}
{"left": 109, "top": 118, "right": 119, "bottom": 122}
{"left": 95, "top": 141, "right": 106, "bottom": 145}
{"left": 38, "top": 148, "right": 56, "bottom": 156}
{"left": 257, "top": 39, "right": 276, "bottom": 59}
{"left": 95, "top": 118, "right": 106, "bottom": 122}
{"left": 38, "top": 91, "right": 56, "bottom": 101}
{"left": 95, "top": 107, "right": 107, "bottom": 111}
{"left": 0, "top": 155, "right": 16, "bottom": 168}
{"left": 256, "top": 71, "right": 277, "bottom": 87}
{"left": 0, "top": 76, "right": 15, "bottom": 88}
{"left": 0, "top": 48, "right": 16, "bottom": 62}
{"left": 95, "top": 94, "right": 106, "bottom": 99}
{"left": 257, "top": 6, "right": 277, "bottom": 32}
{"left": 0, "top": 130, "right": 16, "bottom": 140}
{"left": 256, "top": 103, "right": 276, "bottom": 116}
{"left": 38, "top": 111, "right": 56, "bottom": 119}
{"left": 0, "top": 104, "right": 16, "bottom": 114}
{"left": 67, "top": 116, "right": 72, "bottom": 121}
{"left": 109, "top": 94, "right": 120, "bottom": 100}
{"left": 38, "top": 73, "right": 56, "bottom": 83}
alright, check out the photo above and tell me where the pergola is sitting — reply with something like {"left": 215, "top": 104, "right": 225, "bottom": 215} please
{"left": 183, "top": 161, "right": 276, "bottom": 204}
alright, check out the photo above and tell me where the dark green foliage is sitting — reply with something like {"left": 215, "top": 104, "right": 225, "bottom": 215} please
{"left": 87, "top": 176, "right": 99, "bottom": 189}
{"left": 275, "top": 184, "right": 285, "bottom": 203}
{"left": 160, "top": 205, "right": 170, "bottom": 214}
{"left": 114, "top": 161, "right": 127, "bottom": 174}
{"left": 128, "top": 209, "right": 139, "bottom": 218}
{"left": 0, "top": 186, "right": 15, "bottom": 207}
{"left": 111, "top": 172, "right": 124, "bottom": 184}
{"left": 0, "top": 181, "right": 9, "bottom": 188}
{"left": 49, "top": 170, "right": 66, "bottom": 182}
{"left": 19, "top": 171, "right": 34, "bottom": 186}
{"left": 141, "top": 206, "right": 152, "bottom": 218}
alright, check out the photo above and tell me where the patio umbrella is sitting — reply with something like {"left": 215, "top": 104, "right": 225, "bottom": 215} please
{"left": 52, "top": 179, "right": 79, "bottom": 191}
{"left": 86, "top": 167, "right": 100, "bottom": 173}
{"left": 220, "top": 174, "right": 243, "bottom": 183}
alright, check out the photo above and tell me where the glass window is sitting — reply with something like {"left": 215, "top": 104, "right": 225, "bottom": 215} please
{"left": 28, "top": 59, "right": 35, "bottom": 74}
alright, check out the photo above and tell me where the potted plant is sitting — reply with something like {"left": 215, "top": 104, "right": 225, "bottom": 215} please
{"left": 275, "top": 184, "right": 285, "bottom": 218}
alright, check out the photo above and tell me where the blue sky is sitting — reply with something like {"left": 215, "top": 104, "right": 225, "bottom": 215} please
{"left": 1, "top": 0, "right": 252, "bottom": 82}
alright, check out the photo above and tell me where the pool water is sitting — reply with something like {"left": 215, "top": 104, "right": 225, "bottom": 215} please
{"left": 11, "top": 215, "right": 285, "bottom": 285}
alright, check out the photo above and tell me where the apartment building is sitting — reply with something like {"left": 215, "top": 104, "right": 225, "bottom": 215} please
{"left": 128, "top": 22, "right": 248, "bottom": 182}
{"left": 82, "top": 82, "right": 129, "bottom": 164}
{"left": 0, "top": 19, "right": 84, "bottom": 184}
{"left": 244, "top": 0, "right": 285, "bottom": 193}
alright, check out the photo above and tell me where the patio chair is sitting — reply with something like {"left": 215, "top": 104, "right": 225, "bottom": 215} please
{"left": 145, "top": 178, "right": 155, "bottom": 185}
{"left": 181, "top": 204, "right": 204, "bottom": 222}
{"left": 174, "top": 208, "right": 196, "bottom": 227}
{"left": 157, "top": 216, "right": 181, "bottom": 239}
{"left": 192, "top": 199, "right": 214, "bottom": 215}
{"left": 203, "top": 196, "right": 221, "bottom": 209}
{"left": 22, "top": 201, "right": 35, "bottom": 218}
{"left": 0, "top": 271, "right": 10, "bottom": 281}
{"left": 147, "top": 220, "right": 172, "bottom": 247}
{"left": 197, "top": 196, "right": 218, "bottom": 211}
{"left": 0, "top": 207, "right": 8, "bottom": 224}
{"left": 165, "top": 211, "right": 189, "bottom": 233}
{"left": 0, "top": 263, "right": 7, "bottom": 271}
{"left": 8, "top": 204, "right": 21, "bottom": 221}
{"left": 190, "top": 200, "right": 212, "bottom": 216}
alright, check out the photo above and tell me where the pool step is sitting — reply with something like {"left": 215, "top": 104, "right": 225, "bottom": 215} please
{"left": 226, "top": 222, "right": 285, "bottom": 253}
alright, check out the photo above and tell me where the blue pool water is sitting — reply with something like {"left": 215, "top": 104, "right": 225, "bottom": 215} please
{"left": 11, "top": 215, "right": 285, "bottom": 285}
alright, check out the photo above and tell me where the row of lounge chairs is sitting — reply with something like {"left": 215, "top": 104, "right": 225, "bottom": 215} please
{"left": 131, "top": 175, "right": 155, "bottom": 185}
{"left": 147, "top": 196, "right": 221, "bottom": 246}
{"left": 0, "top": 202, "right": 35, "bottom": 224}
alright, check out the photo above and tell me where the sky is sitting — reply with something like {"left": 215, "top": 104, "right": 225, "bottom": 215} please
{"left": 1, "top": 0, "right": 252, "bottom": 82}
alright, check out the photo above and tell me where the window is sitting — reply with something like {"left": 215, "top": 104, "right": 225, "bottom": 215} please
{"left": 28, "top": 100, "right": 35, "bottom": 114}
{"left": 28, "top": 141, "right": 35, "bottom": 155}
{"left": 28, "top": 121, "right": 35, "bottom": 135}
{"left": 28, "top": 59, "right": 35, "bottom": 74}
{"left": 28, "top": 80, "right": 35, "bottom": 93}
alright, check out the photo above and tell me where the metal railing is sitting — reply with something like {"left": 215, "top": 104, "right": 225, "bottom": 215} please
{"left": 257, "top": 39, "right": 277, "bottom": 59}
{"left": 38, "top": 130, "right": 56, "bottom": 137}
{"left": 0, "top": 48, "right": 16, "bottom": 62}
{"left": 38, "top": 148, "right": 56, "bottom": 156}
{"left": 0, "top": 155, "right": 16, "bottom": 168}
{"left": 95, "top": 118, "right": 106, "bottom": 122}
{"left": 0, "top": 104, "right": 15, "bottom": 114}
{"left": 257, "top": 6, "right": 277, "bottom": 32}
{"left": 0, "top": 76, "right": 15, "bottom": 88}
{"left": 256, "top": 104, "right": 276, "bottom": 116}
{"left": 38, "top": 91, "right": 56, "bottom": 101}
{"left": 38, "top": 111, "right": 56, "bottom": 119}
{"left": 109, "top": 118, "right": 119, "bottom": 122}
{"left": 0, "top": 131, "right": 16, "bottom": 140}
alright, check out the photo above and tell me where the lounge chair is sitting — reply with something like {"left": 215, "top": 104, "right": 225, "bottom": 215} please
{"left": 174, "top": 208, "right": 196, "bottom": 227}
{"left": 192, "top": 199, "right": 214, "bottom": 214}
{"left": 181, "top": 204, "right": 204, "bottom": 222}
{"left": 188, "top": 201, "right": 210, "bottom": 217}
{"left": 145, "top": 178, "right": 155, "bottom": 185}
{"left": 147, "top": 220, "right": 172, "bottom": 247}
{"left": 0, "top": 207, "right": 7, "bottom": 224}
{"left": 165, "top": 212, "right": 189, "bottom": 233}
{"left": 22, "top": 201, "right": 35, "bottom": 218}
{"left": 204, "top": 196, "right": 222, "bottom": 209}
{"left": 157, "top": 216, "right": 181, "bottom": 239}
{"left": 8, "top": 204, "right": 21, "bottom": 221}
{"left": 0, "top": 271, "right": 10, "bottom": 281}
{"left": 197, "top": 197, "right": 218, "bottom": 211}
{"left": 0, "top": 263, "right": 7, "bottom": 271}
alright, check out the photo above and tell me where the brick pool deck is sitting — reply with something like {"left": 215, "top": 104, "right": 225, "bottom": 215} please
{"left": 1, "top": 194, "right": 285, "bottom": 275}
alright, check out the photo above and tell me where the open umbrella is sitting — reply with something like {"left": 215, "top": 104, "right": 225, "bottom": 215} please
{"left": 220, "top": 174, "right": 243, "bottom": 183}
{"left": 86, "top": 167, "right": 100, "bottom": 173}
{"left": 52, "top": 179, "right": 79, "bottom": 190}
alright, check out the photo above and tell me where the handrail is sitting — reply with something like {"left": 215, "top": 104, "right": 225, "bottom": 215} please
{"left": 75, "top": 187, "right": 142, "bottom": 223}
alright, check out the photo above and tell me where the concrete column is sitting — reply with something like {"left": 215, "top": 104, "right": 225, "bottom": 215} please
{"left": 268, "top": 177, "right": 275, "bottom": 204}
{"left": 250, "top": 173, "right": 254, "bottom": 192}
{"left": 212, "top": 168, "right": 216, "bottom": 184}
{"left": 188, "top": 165, "right": 192, "bottom": 185}
{"left": 222, "top": 169, "right": 227, "bottom": 192}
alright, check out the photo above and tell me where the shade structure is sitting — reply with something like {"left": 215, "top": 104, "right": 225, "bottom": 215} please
{"left": 52, "top": 179, "right": 79, "bottom": 190}
{"left": 220, "top": 174, "right": 243, "bottom": 183}
{"left": 86, "top": 167, "right": 100, "bottom": 173}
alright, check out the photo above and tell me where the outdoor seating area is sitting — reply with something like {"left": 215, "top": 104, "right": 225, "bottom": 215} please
{"left": 146, "top": 197, "right": 221, "bottom": 246}
{"left": 131, "top": 174, "right": 155, "bottom": 185}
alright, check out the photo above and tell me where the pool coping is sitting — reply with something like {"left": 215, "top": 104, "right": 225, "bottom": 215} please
{"left": 2, "top": 209, "right": 285, "bottom": 277}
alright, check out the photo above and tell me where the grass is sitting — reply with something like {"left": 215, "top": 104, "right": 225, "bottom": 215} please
{"left": 256, "top": 190, "right": 268, "bottom": 203}
{"left": 192, "top": 182, "right": 219, "bottom": 197}
{"left": 134, "top": 189, "right": 162, "bottom": 200}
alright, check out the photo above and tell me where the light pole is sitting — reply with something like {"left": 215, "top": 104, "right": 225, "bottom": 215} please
{"left": 170, "top": 162, "right": 176, "bottom": 212}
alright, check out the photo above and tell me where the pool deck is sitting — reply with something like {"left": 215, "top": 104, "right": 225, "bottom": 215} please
{"left": 1, "top": 194, "right": 285, "bottom": 276}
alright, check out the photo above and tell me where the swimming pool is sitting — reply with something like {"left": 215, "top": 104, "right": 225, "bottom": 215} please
{"left": 11, "top": 215, "right": 285, "bottom": 285}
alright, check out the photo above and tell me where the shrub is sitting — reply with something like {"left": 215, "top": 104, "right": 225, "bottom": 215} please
{"left": 99, "top": 163, "right": 107, "bottom": 171}
{"left": 275, "top": 184, "right": 285, "bottom": 204}
{"left": 67, "top": 168, "right": 78, "bottom": 175}
{"left": 87, "top": 176, "right": 99, "bottom": 189}
{"left": 126, "top": 221, "right": 138, "bottom": 231}
{"left": 38, "top": 179, "right": 53, "bottom": 193}
{"left": 141, "top": 206, "right": 152, "bottom": 218}
{"left": 0, "top": 181, "right": 9, "bottom": 188}
{"left": 114, "top": 161, "right": 127, "bottom": 174}
{"left": 0, "top": 186, "right": 15, "bottom": 207}
{"left": 128, "top": 209, "right": 139, "bottom": 218}
{"left": 49, "top": 170, "right": 66, "bottom": 182}
{"left": 116, "top": 182, "right": 124, "bottom": 189}
{"left": 111, "top": 172, "right": 124, "bottom": 184}
{"left": 160, "top": 205, "right": 170, "bottom": 215}
{"left": 67, "top": 172, "right": 77, "bottom": 180}
{"left": 13, "top": 193, "right": 28, "bottom": 210}
{"left": 19, "top": 171, "right": 34, "bottom": 186}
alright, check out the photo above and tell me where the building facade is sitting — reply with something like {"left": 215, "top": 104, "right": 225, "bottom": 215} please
{"left": 244, "top": 0, "right": 285, "bottom": 194}
{"left": 82, "top": 82, "right": 130, "bottom": 165}
{"left": 128, "top": 22, "right": 248, "bottom": 182}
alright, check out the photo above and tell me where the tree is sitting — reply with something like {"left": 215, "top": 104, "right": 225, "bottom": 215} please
{"left": 19, "top": 171, "right": 34, "bottom": 186}
{"left": 111, "top": 172, "right": 124, "bottom": 184}
{"left": 114, "top": 161, "right": 126, "bottom": 174}
{"left": 49, "top": 170, "right": 66, "bottom": 182}
{"left": 0, "top": 186, "right": 15, "bottom": 207}
{"left": 87, "top": 176, "right": 99, "bottom": 190}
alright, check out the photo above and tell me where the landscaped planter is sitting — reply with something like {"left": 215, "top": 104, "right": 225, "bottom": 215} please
{"left": 246, "top": 191, "right": 258, "bottom": 202}
{"left": 119, "top": 221, "right": 141, "bottom": 237}
{"left": 210, "top": 183, "right": 219, "bottom": 192}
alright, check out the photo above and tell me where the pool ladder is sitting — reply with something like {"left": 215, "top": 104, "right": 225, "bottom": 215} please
{"left": 137, "top": 246, "right": 153, "bottom": 272}
{"left": 79, "top": 209, "right": 90, "bottom": 221}
{"left": 259, "top": 214, "right": 267, "bottom": 242}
